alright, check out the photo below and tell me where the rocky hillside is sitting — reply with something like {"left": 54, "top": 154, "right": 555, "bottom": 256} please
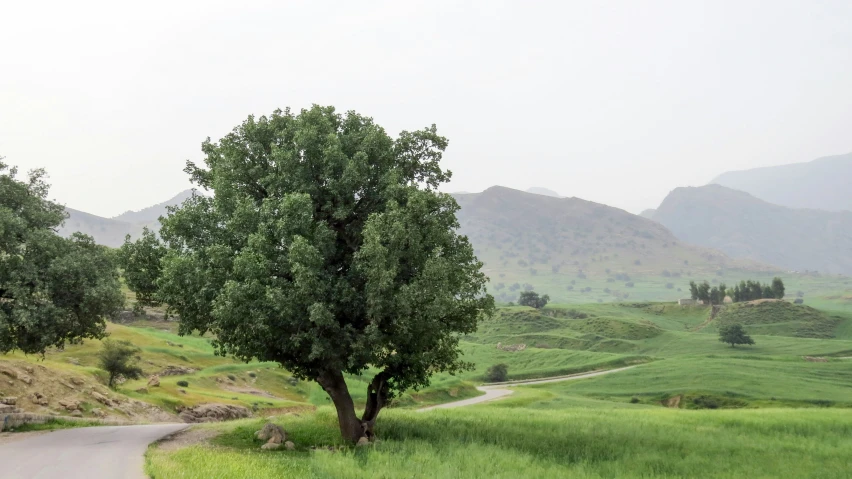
{"left": 652, "top": 185, "right": 852, "bottom": 275}
{"left": 711, "top": 152, "right": 852, "bottom": 212}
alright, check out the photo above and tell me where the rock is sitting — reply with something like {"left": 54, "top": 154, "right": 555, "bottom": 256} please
{"left": 255, "top": 423, "right": 286, "bottom": 444}
{"left": 0, "top": 367, "right": 16, "bottom": 379}
{"left": 59, "top": 381, "right": 76, "bottom": 390}
{"left": 59, "top": 399, "right": 81, "bottom": 411}
{"left": 24, "top": 366, "right": 34, "bottom": 374}
{"left": 70, "top": 410, "right": 83, "bottom": 417}
{"left": 70, "top": 377, "right": 85, "bottom": 386}
{"left": 0, "top": 404, "right": 17, "bottom": 414}
{"left": 91, "top": 391, "right": 116, "bottom": 407}
{"left": 29, "top": 392, "right": 49, "bottom": 406}
{"left": 284, "top": 441, "right": 295, "bottom": 450}
{"left": 147, "top": 375, "right": 161, "bottom": 387}
{"left": 91, "top": 408, "right": 106, "bottom": 418}
{"left": 160, "top": 366, "right": 197, "bottom": 376}
{"left": 0, "top": 397, "right": 17, "bottom": 406}
{"left": 178, "top": 388, "right": 187, "bottom": 394}
{"left": 18, "top": 375, "right": 33, "bottom": 385}
{"left": 136, "top": 387, "right": 149, "bottom": 394}
{"left": 261, "top": 442, "right": 281, "bottom": 450}
{"left": 356, "top": 437, "right": 370, "bottom": 447}
{"left": 178, "top": 403, "right": 252, "bottom": 423}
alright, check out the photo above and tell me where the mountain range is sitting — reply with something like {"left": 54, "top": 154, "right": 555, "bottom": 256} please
{"left": 652, "top": 184, "right": 852, "bottom": 275}
{"left": 711, "top": 152, "right": 852, "bottom": 212}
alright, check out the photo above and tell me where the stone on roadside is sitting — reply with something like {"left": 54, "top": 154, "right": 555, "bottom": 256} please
{"left": 147, "top": 375, "right": 161, "bottom": 387}
{"left": 70, "top": 377, "right": 85, "bottom": 386}
{"left": 356, "top": 437, "right": 370, "bottom": 447}
{"left": 70, "top": 410, "right": 83, "bottom": 417}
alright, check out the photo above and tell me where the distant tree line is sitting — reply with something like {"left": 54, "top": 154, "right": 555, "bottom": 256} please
{"left": 731, "top": 278, "right": 785, "bottom": 302}
{"left": 689, "top": 277, "right": 785, "bottom": 305}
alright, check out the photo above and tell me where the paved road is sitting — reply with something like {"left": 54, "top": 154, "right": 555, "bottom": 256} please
{"left": 420, "top": 366, "right": 635, "bottom": 411}
{"left": 0, "top": 423, "right": 187, "bottom": 479}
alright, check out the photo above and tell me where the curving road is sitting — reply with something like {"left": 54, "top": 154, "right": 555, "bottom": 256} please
{"left": 0, "top": 423, "right": 187, "bottom": 479}
{"left": 420, "top": 366, "right": 635, "bottom": 411}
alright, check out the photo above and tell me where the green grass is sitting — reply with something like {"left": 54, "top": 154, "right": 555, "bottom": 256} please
{"left": 716, "top": 300, "right": 845, "bottom": 338}
{"left": 146, "top": 406, "right": 852, "bottom": 479}
{"left": 10, "top": 418, "right": 104, "bottom": 432}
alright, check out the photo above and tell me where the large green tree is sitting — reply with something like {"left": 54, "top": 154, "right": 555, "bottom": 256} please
{"left": 0, "top": 159, "right": 124, "bottom": 355}
{"left": 148, "top": 107, "right": 493, "bottom": 442}
{"left": 118, "top": 227, "right": 166, "bottom": 313}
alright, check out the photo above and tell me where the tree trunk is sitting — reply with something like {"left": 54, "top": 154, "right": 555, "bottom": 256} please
{"left": 361, "top": 371, "right": 390, "bottom": 439}
{"left": 317, "top": 369, "right": 364, "bottom": 443}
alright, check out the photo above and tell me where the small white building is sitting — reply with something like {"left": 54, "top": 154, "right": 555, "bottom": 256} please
{"left": 678, "top": 298, "right": 697, "bottom": 306}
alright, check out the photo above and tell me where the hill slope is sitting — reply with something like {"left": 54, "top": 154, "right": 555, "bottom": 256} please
{"left": 59, "top": 190, "right": 195, "bottom": 247}
{"left": 453, "top": 186, "right": 772, "bottom": 302}
{"left": 711, "top": 152, "right": 852, "bottom": 212}
{"left": 652, "top": 184, "right": 852, "bottom": 275}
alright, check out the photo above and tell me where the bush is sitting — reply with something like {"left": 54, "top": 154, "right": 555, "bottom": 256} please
{"left": 248, "top": 372, "right": 257, "bottom": 378}
{"left": 625, "top": 282, "right": 634, "bottom": 288}
{"left": 794, "top": 298, "right": 804, "bottom": 304}
{"left": 227, "top": 374, "right": 236, "bottom": 381}
{"left": 630, "top": 397, "right": 640, "bottom": 404}
{"left": 176, "top": 380, "right": 189, "bottom": 387}
{"left": 98, "top": 339, "right": 143, "bottom": 389}
{"left": 485, "top": 364, "right": 508, "bottom": 382}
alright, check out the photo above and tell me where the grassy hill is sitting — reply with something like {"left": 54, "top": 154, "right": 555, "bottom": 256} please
{"left": 143, "top": 300, "right": 852, "bottom": 479}
{"left": 652, "top": 184, "right": 852, "bottom": 276}
{"left": 711, "top": 152, "right": 852, "bottom": 212}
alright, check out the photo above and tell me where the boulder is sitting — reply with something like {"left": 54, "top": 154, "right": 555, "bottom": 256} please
{"left": 58, "top": 399, "right": 81, "bottom": 411}
{"left": 0, "top": 397, "right": 17, "bottom": 406}
{"left": 70, "top": 410, "right": 83, "bottom": 418}
{"left": 284, "top": 441, "right": 295, "bottom": 451}
{"left": 147, "top": 375, "right": 161, "bottom": 387}
{"left": 91, "top": 391, "right": 116, "bottom": 407}
{"left": 70, "top": 377, "right": 85, "bottom": 386}
{"left": 29, "top": 392, "right": 49, "bottom": 406}
{"left": 24, "top": 366, "right": 34, "bottom": 374}
{"left": 255, "top": 423, "right": 286, "bottom": 445}
{"left": 356, "top": 437, "right": 370, "bottom": 447}
{"left": 261, "top": 442, "right": 282, "bottom": 450}
{"left": 91, "top": 408, "right": 106, "bottom": 418}
{"left": 18, "top": 374, "right": 33, "bottom": 385}
{"left": 0, "top": 366, "right": 16, "bottom": 379}
{"left": 178, "top": 403, "right": 251, "bottom": 423}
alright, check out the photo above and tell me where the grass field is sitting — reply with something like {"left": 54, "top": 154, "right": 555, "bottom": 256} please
{"left": 146, "top": 406, "right": 852, "bottom": 479}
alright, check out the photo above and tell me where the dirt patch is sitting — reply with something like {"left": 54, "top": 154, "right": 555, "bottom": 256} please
{"left": 154, "top": 426, "right": 220, "bottom": 452}
{"left": 663, "top": 395, "right": 682, "bottom": 408}
{"left": 219, "top": 384, "right": 278, "bottom": 398}
{"left": 0, "top": 430, "right": 48, "bottom": 445}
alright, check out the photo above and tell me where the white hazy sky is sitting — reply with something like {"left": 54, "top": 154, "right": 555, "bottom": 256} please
{"left": 2, "top": 0, "right": 850, "bottom": 217}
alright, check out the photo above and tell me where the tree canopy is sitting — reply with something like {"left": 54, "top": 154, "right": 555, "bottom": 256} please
{"left": 118, "top": 227, "right": 166, "bottom": 313}
{"left": 98, "top": 339, "right": 143, "bottom": 388}
{"left": 518, "top": 291, "right": 550, "bottom": 309}
{"left": 0, "top": 159, "right": 124, "bottom": 355}
{"left": 131, "top": 106, "right": 493, "bottom": 442}
{"left": 718, "top": 323, "right": 755, "bottom": 347}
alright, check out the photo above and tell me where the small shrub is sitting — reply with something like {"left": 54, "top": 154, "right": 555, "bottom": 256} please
{"left": 227, "top": 374, "right": 236, "bottom": 381}
{"left": 248, "top": 372, "right": 257, "bottom": 378}
{"left": 630, "top": 397, "right": 640, "bottom": 404}
{"left": 794, "top": 298, "right": 804, "bottom": 304}
{"left": 485, "top": 364, "right": 509, "bottom": 382}
{"left": 176, "top": 380, "right": 189, "bottom": 387}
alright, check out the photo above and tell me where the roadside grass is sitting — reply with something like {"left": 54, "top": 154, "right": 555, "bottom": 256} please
{"left": 9, "top": 418, "right": 104, "bottom": 432}
{"left": 146, "top": 406, "right": 852, "bottom": 479}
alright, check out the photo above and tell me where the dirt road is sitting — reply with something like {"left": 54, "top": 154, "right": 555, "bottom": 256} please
{"left": 420, "top": 366, "right": 636, "bottom": 411}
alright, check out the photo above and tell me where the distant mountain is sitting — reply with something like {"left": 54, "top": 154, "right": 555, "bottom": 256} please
{"left": 652, "top": 184, "right": 852, "bottom": 275}
{"left": 453, "top": 187, "right": 771, "bottom": 302}
{"left": 113, "top": 190, "right": 195, "bottom": 223}
{"left": 525, "top": 187, "right": 563, "bottom": 198}
{"left": 59, "top": 189, "right": 195, "bottom": 247}
{"left": 711, "top": 152, "right": 852, "bottom": 212}
{"left": 639, "top": 209, "right": 656, "bottom": 219}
